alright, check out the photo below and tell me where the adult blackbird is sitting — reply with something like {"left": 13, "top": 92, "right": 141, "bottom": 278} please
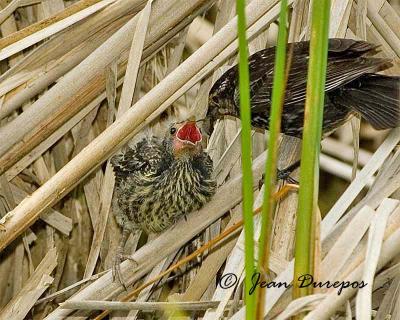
{"left": 207, "top": 38, "right": 400, "bottom": 138}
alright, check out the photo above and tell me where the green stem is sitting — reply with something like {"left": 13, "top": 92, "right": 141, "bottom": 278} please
{"left": 293, "top": 0, "right": 331, "bottom": 304}
{"left": 256, "top": 0, "right": 289, "bottom": 318}
{"left": 236, "top": 0, "right": 255, "bottom": 319}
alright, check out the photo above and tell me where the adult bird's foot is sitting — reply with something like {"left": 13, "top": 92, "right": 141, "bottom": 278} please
{"left": 277, "top": 169, "right": 298, "bottom": 185}
{"left": 258, "top": 174, "right": 264, "bottom": 190}
{"left": 258, "top": 160, "right": 301, "bottom": 190}
{"left": 277, "top": 159, "right": 300, "bottom": 184}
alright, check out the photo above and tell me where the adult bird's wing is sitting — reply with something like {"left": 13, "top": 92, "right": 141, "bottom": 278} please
{"left": 232, "top": 39, "right": 390, "bottom": 113}
{"left": 111, "top": 138, "right": 167, "bottom": 183}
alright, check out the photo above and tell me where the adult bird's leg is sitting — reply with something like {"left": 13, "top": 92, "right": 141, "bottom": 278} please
{"left": 113, "top": 226, "right": 131, "bottom": 290}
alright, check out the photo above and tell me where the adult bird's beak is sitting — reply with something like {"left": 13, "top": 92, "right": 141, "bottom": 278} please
{"left": 204, "top": 104, "right": 221, "bottom": 137}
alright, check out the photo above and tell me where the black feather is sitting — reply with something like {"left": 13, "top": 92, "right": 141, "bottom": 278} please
{"left": 208, "top": 38, "right": 399, "bottom": 138}
{"left": 332, "top": 74, "right": 400, "bottom": 130}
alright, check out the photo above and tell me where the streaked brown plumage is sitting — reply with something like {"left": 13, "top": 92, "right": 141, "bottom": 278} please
{"left": 207, "top": 38, "right": 400, "bottom": 137}
{"left": 111, "top": 120, "right": 216, "bottom": 287}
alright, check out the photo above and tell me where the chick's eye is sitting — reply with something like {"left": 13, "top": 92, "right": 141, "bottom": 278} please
{"left": 170, "top": 127, "right": 176, "bottom": 135}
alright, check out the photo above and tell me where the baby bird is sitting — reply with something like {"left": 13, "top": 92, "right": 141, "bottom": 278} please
{"left": 111, "top": 119, "right": 216, "bottom": 287}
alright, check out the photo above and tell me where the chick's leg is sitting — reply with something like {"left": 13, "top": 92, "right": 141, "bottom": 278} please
{"left": 113, "top": 226, "right": 130, "bottom": 290}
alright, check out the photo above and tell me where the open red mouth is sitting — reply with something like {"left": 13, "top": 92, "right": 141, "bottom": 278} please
{"left": 176, "top": 121, "right": 202, "bottom": 145}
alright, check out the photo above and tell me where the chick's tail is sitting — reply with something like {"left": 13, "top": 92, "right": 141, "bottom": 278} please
{"left": 336, "top": 74, "right": 400, "bottom": 130}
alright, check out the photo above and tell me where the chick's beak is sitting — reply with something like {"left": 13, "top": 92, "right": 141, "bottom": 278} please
{"left": 176, "top": 121, "right": 202, "bottom": 145}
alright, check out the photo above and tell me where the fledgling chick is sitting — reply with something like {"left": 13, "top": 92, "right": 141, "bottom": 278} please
{"left": 111, "top": 119, "right": 216, "bottom": 287}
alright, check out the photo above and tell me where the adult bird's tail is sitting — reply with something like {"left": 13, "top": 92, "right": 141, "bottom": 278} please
{"left": 335, "top": 74, "right": 400, "bottom": 130}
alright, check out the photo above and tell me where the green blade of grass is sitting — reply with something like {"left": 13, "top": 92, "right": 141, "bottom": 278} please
{"left": 293, "top": 0, "right": 331, "bottom": 303}
{"left": 236, "top": 0, "right": 255, "bottom": 318}
{"left": 256, "top": 0, "right": 289, "bottom": 318}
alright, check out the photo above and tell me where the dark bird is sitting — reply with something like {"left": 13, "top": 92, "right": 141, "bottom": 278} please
{"left": 207, "top": 38, "right": 400, "bottom": 138}
{"left": 111, "top": 119, "right": 216, "bottom": 287}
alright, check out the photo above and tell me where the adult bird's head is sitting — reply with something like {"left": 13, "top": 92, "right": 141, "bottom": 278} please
{"left": 205, "top": 69, "right": 239, "bottom": 136}
{"left": 169, "top": 119, "right": 203, "bottom": 158}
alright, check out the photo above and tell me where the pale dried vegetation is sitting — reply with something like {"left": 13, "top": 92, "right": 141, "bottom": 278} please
{"left": 0, "top": 0, "right": 399, "bottom": 319}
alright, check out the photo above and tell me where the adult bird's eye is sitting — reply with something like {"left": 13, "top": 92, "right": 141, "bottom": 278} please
{"left": 170, "top": 127, "right": 176, "bottom": 135}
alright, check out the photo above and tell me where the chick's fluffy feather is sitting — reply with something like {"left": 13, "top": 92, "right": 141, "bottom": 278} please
{"left": 111, "top": 137, "right": 216, "bottom": 234}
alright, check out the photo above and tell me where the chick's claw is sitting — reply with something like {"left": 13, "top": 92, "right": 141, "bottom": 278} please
{"left": 112, "top": 227, "right": 132, "bottom": 290}
{"left": 112, "top": 253, "right": 128, "bottom": 291}
{"left": 121, "top": 254, "right": 139, "bottom": 267}
{"left": 112, "top": 253, "right": 140, "bottom": 291}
